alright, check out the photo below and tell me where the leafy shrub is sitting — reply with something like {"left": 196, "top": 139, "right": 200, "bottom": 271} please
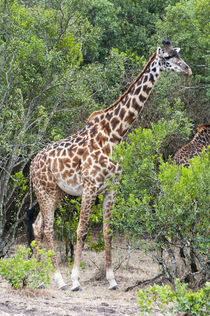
{"left": 138, "top": 279, "right": 209, "bottom": 315}
{"left": 112, "top": 118, "right": 209, "bottom": 286}
{"left": 0, "top": 241, "right": 55, "bottom": 289}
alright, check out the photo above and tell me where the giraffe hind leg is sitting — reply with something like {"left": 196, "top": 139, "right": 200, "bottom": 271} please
{"left": 33, "top": 211, "right": 44, "bottom": 245}
{"left": 103, "top": 190, "right": 118, "bottom": 290}
{"left": 34, "top": 188, "right": 67, "bottom": 290}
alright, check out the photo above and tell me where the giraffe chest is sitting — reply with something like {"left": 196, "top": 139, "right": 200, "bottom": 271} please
{"left": 53, "top": 167, "right": 83, "bottom": 196}
{"left": 57, "top": 179, "right": 83, "bottom": 196}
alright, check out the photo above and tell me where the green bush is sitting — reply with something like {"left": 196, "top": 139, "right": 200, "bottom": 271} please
{"left": 112, "top": 118, "right": 209, "bottom": 286}
{"left": 138, "top": 279, "right": 210, "bottom": 315}
{"left": 0, "top": 241, "right": 55, "bottom": 289}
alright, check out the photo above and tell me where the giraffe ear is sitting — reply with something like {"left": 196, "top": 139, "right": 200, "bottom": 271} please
{"left": 174, "top": 47, "right": 180, "bottom": 53}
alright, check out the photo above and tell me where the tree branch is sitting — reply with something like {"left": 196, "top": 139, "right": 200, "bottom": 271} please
{"left": 125, "top": 272, "right": 164, "bottom": 292}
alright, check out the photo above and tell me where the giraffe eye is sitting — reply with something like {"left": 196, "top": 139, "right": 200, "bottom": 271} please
{"left": 164, "top": 56, "right": 172, "bottom": 60}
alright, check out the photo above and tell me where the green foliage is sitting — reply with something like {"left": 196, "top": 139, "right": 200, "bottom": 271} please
{"left": 80, "top": 48, "right": 131, "bottom": 107}
{"left": 154, "top": 0, "right": 209, "bottom": 122}
{"left": 54, "top": 197, "right": 80, "bottom": 261}
{"left": 157, "top": 151, "right": 209, "bottom": 252}
{"left": 1, "top": 0, "right": 209, "bottom": 264}
{"left": 112, "top": 118, "right": 209, "bottom": 284}
{"left": 11, "top": 172, "right": 28, "bottom": 200}
{"left": 0, "top": 241, "right": 55, "bottom": 289}
{"left": 87, "top": 195, "right": 105, "bottom": 253}
{"left": 0, "top": 0, "right": 84, "bottom": 145}
{"left": 156, "top": 0, "right": 209, "bottom": 74}
{"left": 80, "top": 0, "right": 179, "bottom": 61}
{"left": 54, "top": 195, "right": 104, "bottom": 261}
{"left": 138, "top": 279, "right": 210, "bottom": 315}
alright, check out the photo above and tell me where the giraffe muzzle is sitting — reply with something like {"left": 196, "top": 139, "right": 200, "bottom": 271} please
{"left": 187, "top": 67, "right": 192, "bottom": 76}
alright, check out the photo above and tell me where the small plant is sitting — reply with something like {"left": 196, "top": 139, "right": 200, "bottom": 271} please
{"left": 137, "top": 279, "right": 209, "bottom": 316}
{"left": 0, "top": 241, "right": 55, "bottom": 289}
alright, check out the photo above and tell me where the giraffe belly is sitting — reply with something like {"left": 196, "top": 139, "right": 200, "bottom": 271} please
{"left": 57, "top": 180, "right": 83, "bottom": 196}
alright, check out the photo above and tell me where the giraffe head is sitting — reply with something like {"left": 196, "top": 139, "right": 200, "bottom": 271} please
{"left": 197, "top": 123, "right": 210, "bottom": 134}
{"left": 196, "top": 124, "right": 210, "bottom": 145}
{"left": 157, "top": 40, "right": 192, "bottom": 76}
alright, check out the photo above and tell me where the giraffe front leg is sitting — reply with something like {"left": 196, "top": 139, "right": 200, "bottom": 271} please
{"left": 103, "top": 190, "right": 118, "bottom": 290}
{"left": 71, "top": 186, "right": 97, "bottom": 291}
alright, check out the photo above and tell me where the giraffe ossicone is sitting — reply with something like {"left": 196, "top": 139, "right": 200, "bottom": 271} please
{"left": 27, "top": 41, "right": 192, "bottom": 291}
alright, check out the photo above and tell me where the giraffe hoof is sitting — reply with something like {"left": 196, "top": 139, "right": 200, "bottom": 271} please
{"left": 60, "top": 285, "right": 68, "bottom": 291}
{"left": 109, "top": 284, "right": 119, "bottom": 290}
{"left": 71, "top": 286, "right": 82, "bottom": 292}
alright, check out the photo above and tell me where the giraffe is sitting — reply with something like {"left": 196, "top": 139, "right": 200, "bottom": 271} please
{"left": 27, "top": 40, "right": 192, "bottom": 291}
{"left": 173, "top": 124, "right": 210, "bottom": 167}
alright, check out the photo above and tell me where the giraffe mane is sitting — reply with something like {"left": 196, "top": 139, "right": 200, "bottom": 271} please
{"left": 87, "top": 51, "right": 157, "bottom": 122}
{"left": 197, "top": 124, "right": 210, "bottom": 132}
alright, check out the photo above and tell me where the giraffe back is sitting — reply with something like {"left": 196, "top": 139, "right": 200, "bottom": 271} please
{"left": 173, "top": 124, "right": 210, "bottom": 166}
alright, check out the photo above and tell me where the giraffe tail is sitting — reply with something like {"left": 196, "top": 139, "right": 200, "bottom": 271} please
{"left": 26, "top": 165, "right": 35, "bottom": 249}
{"left": 26, "top": 207, "right": 35, "bottom": 248}
{"left": 29, "top": 164, "right": 33, "bottom": 209}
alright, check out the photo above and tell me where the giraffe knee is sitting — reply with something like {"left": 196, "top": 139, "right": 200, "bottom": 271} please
{"left": 33, "top": 212, "right": 44, "bottom": 240}
{"left": 43, "top": 227, "right": 54, "bottom": 241}
{"left": 77, "top": 225, "right": 88, "bottom": 244}
{"left": 43, "top": 228, "right": 57, "bottom": 267}
{"left": 33, "top": 223, "right": 43, "bottom": 241}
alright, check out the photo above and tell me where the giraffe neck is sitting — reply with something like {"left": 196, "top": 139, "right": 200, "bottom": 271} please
{"left": 95, "top": 55, "right": 161, "bottom": 143}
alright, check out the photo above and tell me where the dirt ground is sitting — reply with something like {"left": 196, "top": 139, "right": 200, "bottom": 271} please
{"left": 0, "top": 240, "right": 168, "bottom": 316}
